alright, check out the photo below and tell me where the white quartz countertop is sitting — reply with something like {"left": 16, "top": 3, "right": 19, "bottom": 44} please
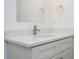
{"left": 5, "top": 32, "right": 74, "bottom": 48}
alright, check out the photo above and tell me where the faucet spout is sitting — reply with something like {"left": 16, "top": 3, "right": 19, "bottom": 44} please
{"left": 33, "top": 25, "right": 40, "bottom": 35}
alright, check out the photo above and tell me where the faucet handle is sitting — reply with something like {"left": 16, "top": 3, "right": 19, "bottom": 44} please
{"left": 34, "top": 25, "right": 37, "bottom": 27}
{"left": 33, "top": 25, "right": 39, "bottom": 29}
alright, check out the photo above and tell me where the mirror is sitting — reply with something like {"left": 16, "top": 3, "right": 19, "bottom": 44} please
{"left": 16, "top": 0, "right": 52, "bottom": 23}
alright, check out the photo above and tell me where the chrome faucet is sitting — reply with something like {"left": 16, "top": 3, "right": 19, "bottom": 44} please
{"left": 33, "top": 25, "right": 40, "bottom": 35}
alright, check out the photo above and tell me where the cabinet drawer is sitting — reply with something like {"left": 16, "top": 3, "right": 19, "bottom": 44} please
{"left": 57, "top": 37, "right": 73, "bottom": 52}
{"left": 49, "top": 48, "right": 73, "bottom": 59}
{"left": 32, "top": 37, "right": 73, "bottom": 59}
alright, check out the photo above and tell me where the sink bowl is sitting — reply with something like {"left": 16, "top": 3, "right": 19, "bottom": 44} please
{"left": 33, "top": 33, "right": 58, "bottom": 38}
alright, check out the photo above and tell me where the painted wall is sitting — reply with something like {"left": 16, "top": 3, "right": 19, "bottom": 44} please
{"left": 5, "top": 0, "right": 74, "bottom": 31}
{"left": 50, "top": 0, "right": 74, "bottom": 29}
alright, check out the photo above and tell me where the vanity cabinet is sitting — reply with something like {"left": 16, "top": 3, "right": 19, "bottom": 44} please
{"left": 32, "top": 37, "right": 73, "bottom": 59}
{"left": 49, "top": 48, "right": 73, "bottom": 59}
{"left": 6, "top": 37, "right": 73, "bottom": 59}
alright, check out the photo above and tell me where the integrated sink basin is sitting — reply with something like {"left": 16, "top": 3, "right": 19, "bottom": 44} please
{"left": 5, "top": 32, "right": 73, "bottom": 47}
{"left": 33, "top": 33, "right": 60, "bottom": 38}
{"left": 35, "top": 35, "right": 56, "bottom": 38}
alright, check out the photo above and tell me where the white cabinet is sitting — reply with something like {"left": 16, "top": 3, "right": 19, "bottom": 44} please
{"left": 61, "top": 51, "right": 73, "bottom": 59}
{"left": 49, "top": 48, "right": 73, "bottom": 59}
{"left": 32, "top": 37, "right": 73, "bottom": 59}
{"left": 7, "top": 37, "right": 73, "bottom": 59}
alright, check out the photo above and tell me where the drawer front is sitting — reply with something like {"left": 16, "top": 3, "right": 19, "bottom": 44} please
{"left": 32, "top": 42, "right": 57, "bottom": 59}
{"left": 32, "top": 37, "right": 73, "bottom": 59}
{"left": 49, "top": 48, "right": 73, "bottom": 59}
{"left": 57, "top": 37, "right": 73, "bottom": 52}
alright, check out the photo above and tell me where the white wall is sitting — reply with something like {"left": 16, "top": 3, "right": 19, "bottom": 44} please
{"left": 5, "top": 0, "right": 74, "bottom": 31}
{"left": 50, "top": 0, "right": 74, "bottom": 29}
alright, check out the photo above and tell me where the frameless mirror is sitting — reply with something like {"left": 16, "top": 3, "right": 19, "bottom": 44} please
{"left": 16, "top": 0, "right": 52, "bottom": 23}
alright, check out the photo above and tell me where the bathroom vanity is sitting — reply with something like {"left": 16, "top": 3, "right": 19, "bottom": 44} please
{"left": 5, "top": 32, "right": 73, "bottom": 59}
{"left": 5, "top": 0, "right": 74, "bottom": 58}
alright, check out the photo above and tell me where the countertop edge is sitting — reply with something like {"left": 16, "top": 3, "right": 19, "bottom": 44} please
{"left": 5, "top": 34, "right": 74, "bottom": 48}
